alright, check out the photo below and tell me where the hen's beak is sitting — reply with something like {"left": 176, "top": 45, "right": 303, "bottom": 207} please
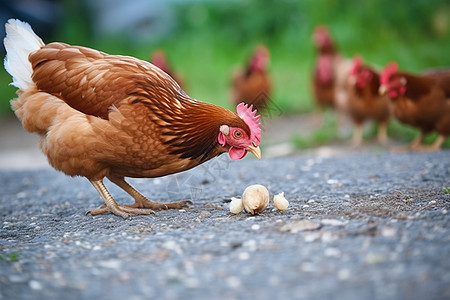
{"left": 247, "top": 145, "right": 261, "bottom": 160}
{"left": 379, "top": 84, "right": 387, "bottom": 96}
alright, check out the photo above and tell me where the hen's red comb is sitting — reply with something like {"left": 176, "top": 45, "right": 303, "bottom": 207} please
{"left": 380, "top": 62, "right": 398, "bottom": 85}
{"left": 237, "top": 103, "right": 261, "bottom": 146}
{"left": 351, "top": 55, "right": 363, "bottom": 75}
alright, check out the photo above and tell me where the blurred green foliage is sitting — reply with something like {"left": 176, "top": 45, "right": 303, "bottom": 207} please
{"left": 0, "top": 0, "right": 449, "bottom": 146}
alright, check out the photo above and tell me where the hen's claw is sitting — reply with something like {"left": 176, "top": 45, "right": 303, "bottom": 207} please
{"left": 86, "top": 204, "right": 154, "bottom": 218}
{"left": 125, "top": 199, "right": 192, "bottom": 210}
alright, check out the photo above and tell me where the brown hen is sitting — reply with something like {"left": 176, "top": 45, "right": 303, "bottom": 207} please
{"left": 346, "top": 56, "right": 390, "bottom": 146}
{"left": 231, "top": 45, "right": 271, "bottom": 111}
{"left": 4, "top": 19, "right": 262, "bottom": 218}
{"left": 312, "top": 25, "right": 352, "bottom": 111}
{"left": 379, "top": 63, "right": 450, "bottom": 152}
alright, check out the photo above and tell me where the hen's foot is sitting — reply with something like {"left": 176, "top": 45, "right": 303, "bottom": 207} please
{"left": 376, "top": 121, "right": 389, "bottom": 146}
{"left": 390, "top": 144, "right": 414, "bottom": 153}
{"left": 107, "top": 176, "right": 193, "bottom": 210}
{"left": 130, "top": 199, "right": 193, "bottom": 210}
{"left": 86, "top": 204, "right": 154, "bottom": 218}
{"left": 390, "top": 132, "right": 424, "bottom": 153}
{"left": 414, "top": 144, "right": 441, "bottom": 153}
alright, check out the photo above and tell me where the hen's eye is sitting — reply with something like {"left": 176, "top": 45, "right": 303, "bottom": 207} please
{"left": 234, "top": 131, "right": 242, "bottom": 138}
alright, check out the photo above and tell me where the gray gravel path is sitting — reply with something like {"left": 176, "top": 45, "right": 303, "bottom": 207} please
{"left": 1, "top": 151, "right": 449, "bottom": 300}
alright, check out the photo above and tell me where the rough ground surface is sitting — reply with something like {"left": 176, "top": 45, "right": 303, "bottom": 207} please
{"left": 1, "top": 149, "right": 449, "bottom": 300}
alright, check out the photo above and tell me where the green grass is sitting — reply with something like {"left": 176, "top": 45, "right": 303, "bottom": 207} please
{"left": 291, "top": 113, "right": 341, "bottom": 149}
{"left": 0, "top": 252, "right": 19, "bottom": 262}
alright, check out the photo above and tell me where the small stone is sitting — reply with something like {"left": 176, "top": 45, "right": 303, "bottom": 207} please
{"left": 321, "top": 219, "right": 347, "bottom": 226}
{"left": 280, "top": 220, "right": 321, "bottom": 233}
{"left": 238, "top": 252, "right": 250, "bottom": 260}
{"left": 381, "top": 226, "right": 397, "bottom": 237}
{"left": 29, "top": 280, "right": 43, "bottom": 290}
{"left": 395, "top": 213, "right": 414, "bottom": 220}
{"left": 251, "top": 224, "right": 260, "bottom": 230}
{"left": 16, "top": 192, "right": 27, "bottom": 199}
{"left": 338, "top": 269, "right": 351, "bottom": 280}
{"left": 8, "top": 275, "right": 27, "bottom": 283}
{"left": 226, "top": 276, "right": 242, "bottom": 289}
{"left": 200, "top": 211, "right": 210, "bottom": 217}
{"left": 98, "top": 259, "right": 122, "bottom": 270}
{"left": 324, "top": 247, "right": 341, "bottom": 257}
{"left": 364, "top": 253, "right": 386, "bottom": 264}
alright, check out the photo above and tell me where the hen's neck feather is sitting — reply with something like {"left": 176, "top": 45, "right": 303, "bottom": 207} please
{"left": 133, "top": 91, "right": 249, "bottom": 162}
{"left": 398, "top": 72, "right": 435, "bottom": 100}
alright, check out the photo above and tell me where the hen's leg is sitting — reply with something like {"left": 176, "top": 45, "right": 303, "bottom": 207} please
{"left": 87, "top": 179, "right": 153, "bottom": 218}
{"left": 377, "top": 121, "right": 389, "bottom": 145}
{"left": 415, "top": 134, "right": 445, "bottom": 152}
{"left": 350, "top": 122, "right": 363, "bottom": 147}
{"left": 391, "top": 131, "right": 424, "bottom": 152}
{"left": 108, "top": 176, "right": 192, "bottom": 210}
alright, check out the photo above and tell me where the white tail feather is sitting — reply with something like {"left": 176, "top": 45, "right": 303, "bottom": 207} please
{"left": 3, "top": 19, "right": 44, "bottom": 90}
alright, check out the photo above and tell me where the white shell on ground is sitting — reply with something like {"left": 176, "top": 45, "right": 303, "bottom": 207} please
{"left": 242, "top": 184, "right": 269, "bottom": 215}
{"left": 273, "top": 192, "right": 289, "bottom": 211}
{"left": 229, "top": 197, "right": 244, "bottom": 214}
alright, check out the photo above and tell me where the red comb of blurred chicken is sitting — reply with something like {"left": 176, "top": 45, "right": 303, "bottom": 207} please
{"left": 379, "top": 62, "right": 450, "bottom": 151}
{"left": 4, "top": 19, "right": 262, "bottom": 218}
{"left": 150, "top": 49, "right": 186, "bottom": 91}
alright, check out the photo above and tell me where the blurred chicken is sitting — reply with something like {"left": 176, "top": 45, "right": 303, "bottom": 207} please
{"left": 4, "top": 19, "right": 262, "bottom": 218}
{"left": 312, "top": 25, "right": 352, "bottom": 111}
{"left": 150, "top": 49, "right": 186, "bottom": 91}
{"left": 346, "top": 56, "right": 390, "bottom": 146}
{"left": 231, "top": 45, "right": 271, "bottom": 111}
{"left": 379, "top": 63, "right": 450, "bottom": 151}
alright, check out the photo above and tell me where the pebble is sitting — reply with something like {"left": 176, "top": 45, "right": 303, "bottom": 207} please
{"left": 29, "top": 280, "right": 43, "bottom": 290}
{"left": 324, "top": 247, "right": 341, "bottom": 257}
{"left": 226, "top": 276, "right": 242, "bottom": 289}
{"left": 321, "top": 219, "right": 347, "bottom": 226}
{"left": 381, "top": 226, "right": 397, "bottom": 237}
{"left": 98, "top": 259, "right": 122, "bottom": 270}
{"left": 338, "top": 269, "right": 351, "bottom": 281}
{"left": 251, "top": 224, "right": 260, "bottom": 230}
{"left": 238, "top": 252, "right": 250, "bottom": 260}
{"left": 280, "top": 220, "right": 321, "bottom": 233}
{"left": 364, "top": 253, "right": 386, "bottom": 264}
{"left": 8, "top": 275, "right": 27, "bottom": 283}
